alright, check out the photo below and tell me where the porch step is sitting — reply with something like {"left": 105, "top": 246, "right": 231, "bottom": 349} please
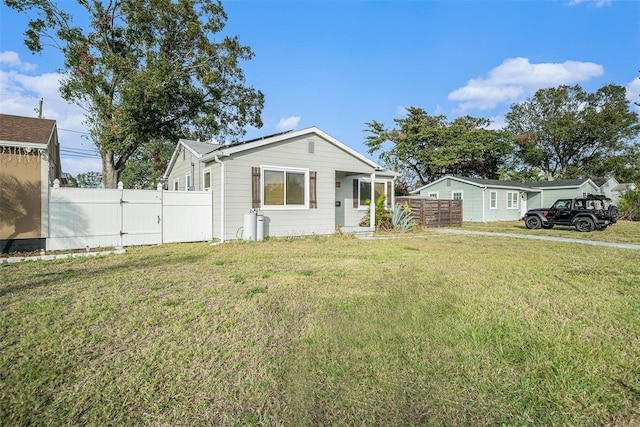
{"left": 340, "top": 226, "right": 374, "bottom": 238}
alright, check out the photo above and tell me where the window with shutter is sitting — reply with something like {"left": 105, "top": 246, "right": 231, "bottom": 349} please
{"left": 252, "top": 167, "right": 261, "bottom": 208}
{"left": 309, "top": 171, "right": 317, "bottom": 208}
{"left": 256, "top": 166, "right": 310, "bottom": 209}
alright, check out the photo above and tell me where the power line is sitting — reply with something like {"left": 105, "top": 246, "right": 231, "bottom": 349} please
{"left": 61, "top": 146, "right": 99, "bottom": 154}
{"left": 58, "top": 127, "right": 90, "bottom": 135}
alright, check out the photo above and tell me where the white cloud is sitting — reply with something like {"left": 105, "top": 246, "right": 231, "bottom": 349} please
{"left": 0, "top": 51, "right": 37, "bottom": 72}
{"left": 448, "top": 57, "right": 604, "bottom": 111}
{"left": 626, "top": 77, "right": 640, "bottom": 112}
{"left": 0, "top": 53, "right": 98, "bottom": 175}
{"left": 567, "top": 0, "right": 612, "bottom": 7}
{"left": 276, "top": 116, "right": 300, "bottom": 131}
{"left": 486, "top": 115, "right": 507, "bottom": 130}
{"left": 396, "top": 105, "right": 408, "bottom": 116}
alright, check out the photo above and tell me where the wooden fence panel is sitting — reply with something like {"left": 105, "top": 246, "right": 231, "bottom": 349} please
{"left": 395, "top": 197, "right": 463, "bottom": 227}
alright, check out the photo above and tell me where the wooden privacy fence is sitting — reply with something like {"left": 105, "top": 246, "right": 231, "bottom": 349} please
{"left": 395, "top": 197, "right": 463, "bottom": 227}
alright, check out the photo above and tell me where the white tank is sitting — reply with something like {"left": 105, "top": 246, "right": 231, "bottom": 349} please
{"left": 256, "top": 214, "right": 264, "bottom": 241}
{"left": 243, "top": 211, "right": 257, "bottom": 240}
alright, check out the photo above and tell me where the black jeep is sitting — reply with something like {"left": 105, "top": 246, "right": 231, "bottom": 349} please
{"left": 523, "top": 194, "right": 619, "bottom": 232}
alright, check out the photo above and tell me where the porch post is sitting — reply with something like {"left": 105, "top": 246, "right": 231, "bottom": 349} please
{"left": 370, "top": 172, "right": 376, "bottom": 229}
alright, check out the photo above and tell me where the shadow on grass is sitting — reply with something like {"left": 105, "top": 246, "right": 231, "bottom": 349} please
{"left": 0, "top": 252, "right": 203, "bottom": 298}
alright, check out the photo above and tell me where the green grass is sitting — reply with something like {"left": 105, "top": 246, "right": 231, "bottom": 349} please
{"left": 1, "top": 229, "right": 640, "bottom": 426}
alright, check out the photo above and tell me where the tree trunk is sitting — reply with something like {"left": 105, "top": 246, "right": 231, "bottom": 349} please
{"left": 101, "top": 154, "right": 121, "bottom": 189}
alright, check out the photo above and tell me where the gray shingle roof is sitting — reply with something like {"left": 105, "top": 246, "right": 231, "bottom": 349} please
{"left": 180, "top": 139, "right": 222, "bottom": 157}
{"left": 525, "top": 179, "right": 590, "bottom": 188}
{"left": 455, "top": 176, "right": 538, "bottom": 189}
{"left": 0, "top": 113, "right": 56, "bottom": 145}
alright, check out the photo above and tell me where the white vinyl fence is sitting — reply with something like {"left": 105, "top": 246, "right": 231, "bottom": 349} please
{"left": 47, "top": 183, "right": 212, "bottom": 251}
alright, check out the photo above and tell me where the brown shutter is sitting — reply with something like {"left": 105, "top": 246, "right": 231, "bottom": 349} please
{"left": 353, "top": 179, "right": 359, "bottom": 208}
{"left": 309, "top": 171, "right": 317, "bottom": 208}
{"left": 251, "top": 167, "right": 261, "bottom": 208}
{"left": 386, "top": 181, "right": 392, "bottom": 208}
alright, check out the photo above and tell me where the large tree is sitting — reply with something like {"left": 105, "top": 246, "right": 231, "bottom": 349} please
{"left": 119, "top": 138, "right": 175, "bottom": 189}
{"left": 365, "top": 107, "right": 512, "bottom": 187}
{"left": 6, "top": 0, "right": 264, "bottom": 188}
{"left": 504, "top": 84, "right": 639, "bottom": 181}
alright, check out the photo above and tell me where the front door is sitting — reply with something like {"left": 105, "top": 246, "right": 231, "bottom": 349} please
{"left": 520, "top": 193, "right": 528, "bottom": 219}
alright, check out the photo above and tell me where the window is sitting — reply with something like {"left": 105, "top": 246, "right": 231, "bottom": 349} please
{"left": 185, "top": 173, "right": 191, "bottom": 191}
{"left": 262, "top": 167, "right": 308, "bottom": 208}
{"left": 452, "top": 191, "right": 463, "bottom": 200}
{"left": 173, "top": 179, "right": 179, "bottom": 191}
{"left": 359, "top": 179, "right": 386, "bottom": 208}
{"left": 490, "top": 191, "right": 497, "bottom": 209}
{"left": 203, "top": 169, "right": 211, "bottom": 191}
{"left": 428, "top": 192, "right": 438, "bottom": 199}
{"left": 507, "top": 191, "right": 519, "bottom": 209}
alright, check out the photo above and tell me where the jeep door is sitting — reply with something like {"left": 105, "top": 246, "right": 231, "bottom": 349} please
{"left": 549, "top": 199, "right": 573, "bottom": 224}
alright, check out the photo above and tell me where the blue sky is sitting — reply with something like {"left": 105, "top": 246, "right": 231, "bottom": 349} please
{"left": 1, "top": 0, "right": 639, "bottom": 176}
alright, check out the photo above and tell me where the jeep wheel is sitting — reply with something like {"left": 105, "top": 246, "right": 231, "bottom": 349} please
{"left": 525, "top": 216, "right": 542, "bottom": 229}
{"left": 575, "top": 217, "right": 595, "bottom": 232}
{"left": 608, "top": 206, "right": 619, "bottom": 224}
{"left": 542, "top": 224, "right": 554, "bottom": 229}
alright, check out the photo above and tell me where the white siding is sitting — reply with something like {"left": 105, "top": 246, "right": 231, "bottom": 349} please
{"left": 208, "top": 134, "right": 390, "bottom": 240}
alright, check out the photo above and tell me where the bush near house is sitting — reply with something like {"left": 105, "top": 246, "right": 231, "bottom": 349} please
{"left": 620, "top": 185, "right": 640, "bottom": 220}
{"left": 359, "top": 196, "right": 415, "bottom": 232}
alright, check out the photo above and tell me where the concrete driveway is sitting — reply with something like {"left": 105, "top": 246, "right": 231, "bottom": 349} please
{"left": 434, "top": 228, "right": 640, "bottom": 250}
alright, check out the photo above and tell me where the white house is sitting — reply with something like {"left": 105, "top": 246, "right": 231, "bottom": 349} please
{"left": 163, "top": 127, "right": 397, "bottom": 241}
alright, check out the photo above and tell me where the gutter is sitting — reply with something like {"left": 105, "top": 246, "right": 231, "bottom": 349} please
{"left": 213, "top": 155, "right": 226, "bottom": 242}
{"left": 482, "top": 186, "right": 487, "bottom": 223}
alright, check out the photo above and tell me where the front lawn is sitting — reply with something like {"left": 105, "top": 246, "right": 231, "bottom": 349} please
{"left": 1, "top": 234, "right": 639, "bottom": 426}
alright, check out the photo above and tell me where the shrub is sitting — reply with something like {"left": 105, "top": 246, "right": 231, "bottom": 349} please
{"left": 359, "top": 195, "right": 391, "bottom": 229}
{"left": 388, "top": 202, "right": 416, "bottom": 232}
{"left": 619, "top": 184, "right": 640, "bottom": 221}
{"left": 359, "top": 197, "right": 415, "bottom": 232}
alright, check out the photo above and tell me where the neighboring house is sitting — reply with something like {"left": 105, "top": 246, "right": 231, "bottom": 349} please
{"left": 163, "top": 127, "right": 397, "bottom": 241}
{"left": 411, "top": 176, "right": 540, "bottom": 222}
{"left": 0, "top": 113, "right": 62, "bottom": 252}
{"left": 592, "top": 177, "right": 636, "bottom": 205}
{"left": 528, "top": 178, "right": 601, "bottom": 208}
{"left": 412, "top": 175, "right": 629, "bottom": 223}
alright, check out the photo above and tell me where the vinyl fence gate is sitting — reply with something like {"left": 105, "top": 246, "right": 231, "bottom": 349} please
{"left": 47, "top": 185, "right": 213, "bottom": 251}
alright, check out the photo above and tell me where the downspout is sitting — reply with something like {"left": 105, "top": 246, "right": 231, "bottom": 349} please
{"left": 214, "top": 155, "right": 225, "bottom": 242}
{"left": 370, "top": 172, "right": 376, "bottom": 230}
{"left": 391, "top": 175, "right": 396, "bottom": 209}
{"left": 482, "top": 186, "right": 486, "bottom": 223}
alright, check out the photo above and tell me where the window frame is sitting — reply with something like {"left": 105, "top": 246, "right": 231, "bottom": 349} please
{"left": 261, "top": 165, "right": 309, "bottom": 210}
{"left": 427, "top": 191, "right": 439, "bottom": 199}
{"left": 185, "top": 173, "right": 191, "bottom": 191}
{"left": 173, "top": 179, "right": 179, "bottom": 191}
{"left": 203, "top": 168, "right": 211, "bottom": 191}
{"left": 452, "top": 190, "right": 463, "bottom": 200}
{"left": 506, "top": 191, "right": 519, "bottom": 209}
{"left": 489, "top": 191, "right": 497, "bottom": 209}
{"left": 358, "top": 178, "right": 387, "bottom": 210}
